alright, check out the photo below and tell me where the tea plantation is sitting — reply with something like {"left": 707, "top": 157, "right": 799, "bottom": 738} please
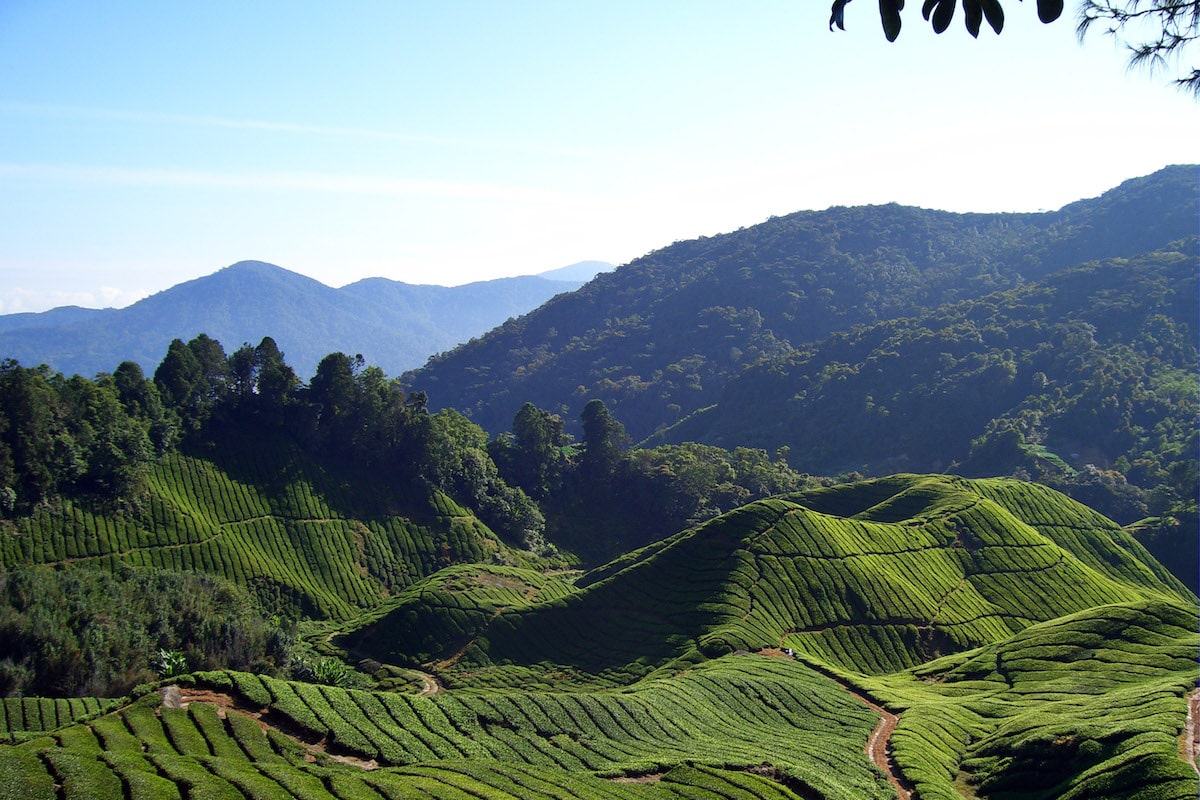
{"left": 1, "top": 472, "right": 1196, "bottom": 799}
{"left": 1, "top": 436, "right": 523, "bottom": 621}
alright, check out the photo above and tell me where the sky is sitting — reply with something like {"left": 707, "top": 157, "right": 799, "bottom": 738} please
{"left": 0, "top": 1, "right": 1196, "bottom": 314}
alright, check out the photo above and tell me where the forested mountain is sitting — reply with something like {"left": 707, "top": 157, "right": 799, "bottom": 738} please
{"left": 0, "top": 260, "right": 602, "bottom": 379}
{"left": 405, "top": 166, "right": 1198, "bottom": 445}
{"left": 649, "top": 240, "right": 1198, "bottom": 519}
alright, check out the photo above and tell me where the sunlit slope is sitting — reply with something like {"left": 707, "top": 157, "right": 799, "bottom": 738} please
{"left": 0, "top": 436, "right": 512, "bottom": 620}
{"left": 0, "top": 699, "right": 119, "bottom": 745}
{"left": 445, "top": 475, "right": 1189, "bottom": 683}
{"left": 338, "top": 563, "right": 580, "bottom": 666}
{"left": 0, "top": 657, "right": 893, "bottom": 800}
{"left": 867, "top": 598, "right": 1199, "bottom": 800}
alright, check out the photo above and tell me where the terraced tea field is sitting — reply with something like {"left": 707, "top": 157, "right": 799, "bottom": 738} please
{"left": 423, "top": 475, "right": 1187, "bottom": 688}
{"left": 0, "top": 437, "right": 517, "bottom": 620}
{"left": 1, "top": 473, "right": 1195, "bottom": 798}
{"left": 0, "top": 656, "right": 894, "bottom": 800}
{"left": 866, "top": 599, "right": 1200, "bottom": 799}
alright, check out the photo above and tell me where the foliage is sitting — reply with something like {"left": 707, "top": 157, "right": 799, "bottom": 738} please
{"left": 490, "top": 401, "right": 572, "bottom": 500}
{"left": 152, "top": 650, "right": 187, "bottom": 679}
{"left": 1077, "top": 0, "right": 1200, "bottom": 95}
{"left": 830, "top": 0, "right": 1064, "bottom": 41}
{"left": 488, "top": 401, "right": 816, "bottom": 566}
{"left": 290, "top": 655, "right": 351, "bottom": 688}
{"left": 0, "top": 360, "right": 159, "bottom": 512}
{"left": 657, "top": 241, "right": 1198, "bottom": 527}
{"left": 580, "top": 398, "right": 629, "bottom": 482}
{"left": 829, "top": 0, "right": 1199, "bottom": 95}
{"left": 0, "top": 565, "right": 290, "bottom": 697}
{"left": 3, "top": 331, "right": 546, "bottom": 555}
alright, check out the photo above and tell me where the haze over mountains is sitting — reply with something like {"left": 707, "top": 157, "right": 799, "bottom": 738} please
{"left": 0, "top": 260, "right": 613, "bottom": 380}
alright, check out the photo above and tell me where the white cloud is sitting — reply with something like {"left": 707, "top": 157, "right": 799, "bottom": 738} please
{"left": 0, "top": 286, "right": 150, "bottom": 314}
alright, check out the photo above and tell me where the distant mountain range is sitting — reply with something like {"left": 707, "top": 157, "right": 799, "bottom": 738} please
{"left": 0, "top": 260, "right": 612, "bottom": 380}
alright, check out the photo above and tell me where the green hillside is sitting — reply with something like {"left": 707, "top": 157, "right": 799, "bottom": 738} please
{"left": 868, "top": 599, "right": 1199, "bottom": 799}
{"left": 0, "top": 429, "right": 518, "bottom": 622}
{"left": 2, "top": 612, "right": 1194, "bottom": 800}
{"left": 0, "top": 657, "right": 893, "bottom": 800}
{"left": 338, "top": 563, "right": 581, "bottom": 667}
{"left": 1, "top": 473, "right": 1194, "bottom": 800}
{"left": 409, "top": 476, "right": 1189, "bottom": 689}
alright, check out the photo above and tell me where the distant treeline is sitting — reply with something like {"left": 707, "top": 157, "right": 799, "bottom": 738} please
{"left": 0, "top": 336, "right": 809, "bottom": 563}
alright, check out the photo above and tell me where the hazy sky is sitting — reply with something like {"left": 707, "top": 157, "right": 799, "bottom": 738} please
{"left": 1, "top": 1, "right": 1196, "bottom": 313}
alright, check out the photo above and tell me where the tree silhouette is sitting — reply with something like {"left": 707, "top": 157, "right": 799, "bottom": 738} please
{"left": 829, "top": 0, "right": 1063, "bottom": 40}
{"left": 830, "top": 0, "right": 1198, "bottom": 95}
{"left": 1078, "top": 0, "right": 1199, "bottom": 94}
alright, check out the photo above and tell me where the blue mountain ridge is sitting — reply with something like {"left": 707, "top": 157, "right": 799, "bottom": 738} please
{"left": 0, "top": 260, "right": 611, "bottom": 380}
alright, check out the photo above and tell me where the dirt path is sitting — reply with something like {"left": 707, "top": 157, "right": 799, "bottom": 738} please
{"left": 858, "top": 694, "right": 911, "bottom": 800}
{"left": 760, "top": 650, "right": 912, "bottom": 799}
{"left": 156, "top": 685, "right": 380, "bottom": 770}
{"left": 415, "top": 670, "right": 442, "bottom": 696}
{"left": 434, "top": 608, "right": 505, "bottom": 670}
{"left": 1181, "top": 688, "right": 1199, "bottom": 772}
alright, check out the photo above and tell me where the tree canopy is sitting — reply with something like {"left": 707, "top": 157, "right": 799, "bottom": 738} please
{"left": 830, "top": 0, "right": 1064, "bottom": 40}
{"left": 830, "top": 0, "right": 1199, "bottom": 95}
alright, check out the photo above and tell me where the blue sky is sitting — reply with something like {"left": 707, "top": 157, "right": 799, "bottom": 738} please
{"left": 1, "top": 1, "right": 1196, "bottom": 313}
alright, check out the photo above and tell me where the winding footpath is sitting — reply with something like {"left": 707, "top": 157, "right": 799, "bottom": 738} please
{"left": 415, "top": 669, "right": 443, "bottom": 696}
{"left": 1183, "top": 688, "right": 1200, "bottom": 772}
{"left": 856, "top": 691, "right": 912, "bottom": 800}
{"left": 760, "top": 649, "right": 912, "bottom": 799}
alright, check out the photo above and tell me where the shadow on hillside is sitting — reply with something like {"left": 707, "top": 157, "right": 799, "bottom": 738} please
{"left": 183, "top": 421, "right": 437, "bottom": 524}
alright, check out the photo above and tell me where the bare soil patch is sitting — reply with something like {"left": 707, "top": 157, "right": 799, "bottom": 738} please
{"left": 758, "top": 647, "right": 791, "bottom": 658}
{"left": 158, "top": 684, "right": 380, "bottom": 770}
{"left": 1181, "top": 688, "right": 1200, "bottom": 772}
{"left": 415, "top": 670, "right": 443, "bottom": 696}
{"left": 610, "top": 773, "right": 664, "bottom": 783}
{"left": 864, "top": 706, "right": 910, "bottom": 800}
